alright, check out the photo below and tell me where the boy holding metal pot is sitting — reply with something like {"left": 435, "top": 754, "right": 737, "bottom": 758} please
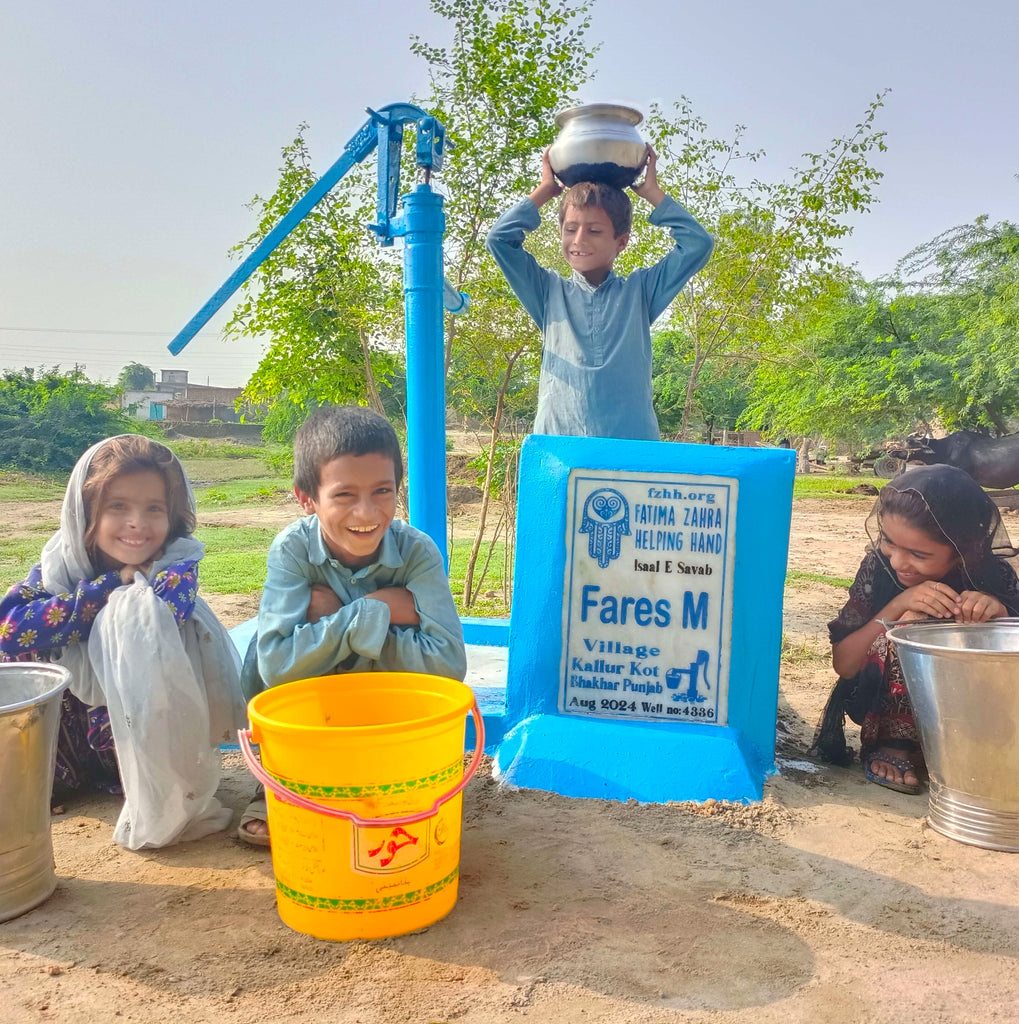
{"left": 486, "top": 146, "right": 713, "bottom": 440}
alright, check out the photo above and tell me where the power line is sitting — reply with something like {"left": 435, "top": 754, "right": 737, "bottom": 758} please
{"left": 0, "top": 331, "right": 264, "bottom": 386}
{"left": 1, "top": 343, "right": 258, "bottom": 361}
{"left": 0, "top": 325, "right": 231, "bottom": 338}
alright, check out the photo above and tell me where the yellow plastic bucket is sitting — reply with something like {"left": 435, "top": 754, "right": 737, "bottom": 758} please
{"left": 240, "top": 672, "right": 483, "bottom": 941}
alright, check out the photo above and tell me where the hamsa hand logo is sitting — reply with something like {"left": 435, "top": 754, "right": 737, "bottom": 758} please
{"left": 579, "top": 488, "right": 630, "bottom": 568}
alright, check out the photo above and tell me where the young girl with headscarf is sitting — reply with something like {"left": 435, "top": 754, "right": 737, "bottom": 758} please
{"left": 0, "top": 435, "right": 246, "bottom": 848}
{"left": 812, "top": 464, "right": 1019, "bottom": 793}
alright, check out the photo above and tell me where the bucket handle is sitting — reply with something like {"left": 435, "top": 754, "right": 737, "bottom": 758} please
{"left": 237, "top": 700, "right": 485, "bottom": 828}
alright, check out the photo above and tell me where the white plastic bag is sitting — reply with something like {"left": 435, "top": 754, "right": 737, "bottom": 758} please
{"left": 90, "top": 579, "right": 232, "bottom": 849}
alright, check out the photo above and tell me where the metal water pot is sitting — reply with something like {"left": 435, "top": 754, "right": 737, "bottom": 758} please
{"left": 1, "top": 662, "right": 69, "bottom": 922}
{"left": 548, "top": 104, "right": 646, "bottom": 189}
{"left": 886, "top": 619, "right": 1019, "bottom": 851}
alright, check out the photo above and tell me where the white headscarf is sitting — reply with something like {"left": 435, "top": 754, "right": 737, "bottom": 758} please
{"left": 40, "top": 436, "right": 245, "bottom": 848}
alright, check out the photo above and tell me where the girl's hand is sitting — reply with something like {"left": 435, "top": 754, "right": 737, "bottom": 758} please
{"left": 890, "top": 579, "right": 961, "bottom": 620}
{"left": 896, "top": 609, "right": 929, "bottom": 623}
{"left": 118, "top": 557, "right": 157, "bottom": 585}
{"left": 955, "top": 591, "right": 1008, "bottom": 623}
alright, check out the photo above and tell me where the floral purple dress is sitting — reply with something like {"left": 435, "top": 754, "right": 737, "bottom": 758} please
{"left": 0, "top": 561, "right": 198, "bottom": 794}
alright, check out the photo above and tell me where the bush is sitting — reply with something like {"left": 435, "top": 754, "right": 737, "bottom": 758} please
{"left": 163, "top": 439, "right": 257, "bottom": 459}
{"left": 263, "top": 446, "right": 294, "bottom": 478}
{"left": 467, "top": 439, "right": 521, "bottom": 498}
{"left": 0, "top": 368, "right": 136, "bottom": 474}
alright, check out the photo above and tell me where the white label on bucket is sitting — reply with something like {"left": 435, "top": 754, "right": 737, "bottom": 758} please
{"left": 353, "top": 821, "right": 431, "bottom": 875}
{"left": 560, "top": 469, "right": 737, "bottom": 726}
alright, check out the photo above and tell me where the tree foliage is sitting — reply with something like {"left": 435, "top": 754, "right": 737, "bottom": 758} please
{"left": 224, "top": 127, "right": 403, "bottom": 419}
{"left": 410, "top": 0, "right": 597, "bottom": 608}
{"left": 619, "top": 93, "right": 889, "bottom": 438}
{"left": 897, "top": 217, "right": 1019, "bottom": 433}
{"left": 741, "top": 285, "right": 948, "bottom": 447}
{"left": 742, "top": 216, "right": 1019, "bottom": 446}
{"left": 0, "top": 367, "right": 136, "bottom": 473}
{"left": 651, "top": 330, "right": 750, "bottom": 438}
{"left": 117, "top": 362, "right": 155, "bottom": 391}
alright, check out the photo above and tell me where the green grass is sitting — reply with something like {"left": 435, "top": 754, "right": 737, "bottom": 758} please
{"left": 181, "top": 457, "right": 269, "bottom": 484}
{"left": 26, "top": 518, "right": 60, "bottom": 534}
{"left": 195, "top": 553, "right": 270, "bottom": 594}
{"left": 0, "top": 536, "right": 46, "bottom": 581}
{"left": 792, "top": 474, "right": 882, "bottom": 499}
{"left": 193, "top": 525, "right": 278, "bottom": 594}
{"left": 196, "top": 525, "right": 279, "bottom": 552}
{"left": 0, "top": 472, "right": 65, "bottom": 502}
{"left": 785, "top": 570, "right": 853, "bottom": 589}
{"left": 449, "top": 537, "right": 510, "bottom": 617}
{"left": 780, "top": 632, "right": 831, "bottom": 665}
{"left": 163, "top": 440, "right": 263, "bottom": 459}
{"left": 193, "top": 477, "right": 294, "bottom": 508}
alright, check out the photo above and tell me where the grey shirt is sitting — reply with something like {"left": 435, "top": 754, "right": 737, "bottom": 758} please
{"left": 486, "top": 195, "right": 713, "bottom": 440}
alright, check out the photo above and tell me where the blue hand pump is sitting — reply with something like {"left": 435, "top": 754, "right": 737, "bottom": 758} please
{"left": 167, "top": 103, "right": 466, "bottom": 567}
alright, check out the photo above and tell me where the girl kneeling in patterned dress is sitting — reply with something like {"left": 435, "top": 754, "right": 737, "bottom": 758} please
{"left": 812, "top": 464, "right": 1019, "bottom": 794}
{"left": 0, "top": 435, "right": 246, "bottom": 847}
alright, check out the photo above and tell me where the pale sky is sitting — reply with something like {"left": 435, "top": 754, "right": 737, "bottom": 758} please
{"left": 2, "top": 0, "right": 1016, "bottom": 386}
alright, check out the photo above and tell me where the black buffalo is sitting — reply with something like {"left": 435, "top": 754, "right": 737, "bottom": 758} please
{"left": 887, "top": 430, "right": 1019, "bottom": 489}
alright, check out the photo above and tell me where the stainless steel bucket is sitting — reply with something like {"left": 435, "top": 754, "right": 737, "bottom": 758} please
{"left": 886, "top": 620, "right": 1019, "bottom": 851}
{"left": 0, "top": 663, "right": 70, "bottom": 922}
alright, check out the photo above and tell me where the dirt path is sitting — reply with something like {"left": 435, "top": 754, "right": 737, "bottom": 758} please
{"left": 5, "top": 497, "right": 1019, "bottom": 1023}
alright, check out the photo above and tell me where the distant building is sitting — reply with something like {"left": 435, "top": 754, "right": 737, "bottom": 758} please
{"left": 120, "top": 369, "right": 245, "bottom": 423}
{"left": 157, "top": 368, "right": 189, "bottom": 388}
{"left": 120, "top": 390, "right": 165, "bottom": 421}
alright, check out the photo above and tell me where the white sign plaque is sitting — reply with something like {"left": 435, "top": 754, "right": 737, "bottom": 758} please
{"left": 560, "top": 469, "right": 738, "bottom": 725}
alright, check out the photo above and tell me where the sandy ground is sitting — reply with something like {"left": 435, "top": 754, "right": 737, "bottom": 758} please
{"left": 5, "top": 495, "right": 1019, "bottom": 1023}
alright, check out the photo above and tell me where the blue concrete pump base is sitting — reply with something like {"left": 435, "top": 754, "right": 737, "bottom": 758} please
{"left": 494, "top": 713, "right": 764, "bottom": 803}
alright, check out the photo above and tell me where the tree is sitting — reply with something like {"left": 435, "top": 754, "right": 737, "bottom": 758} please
{"left": 619, "top": 94, "right": 888, "bottom": 438}
{"left": 651, "top": 330, "right": 751, "bottom": 439}
{"left": 0, "top": 367, "right": 136, "bottom": 473}
{"left": 117, "top": 362, "right": 155, "bottom": 391}
{"left": 896, "top": 216, "right": 1019, "bottom": 433}
{"left": 224, "top": 127, "right": 403, "bottom": 420}
{"left": 743, "top": 215, "right": 1019, "bottom": 447}
{"left": 740, "top": 284, "right": 957, "bottom": 448}
{"left": 411, "top": 0, "right": 597, "bottom": 608}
